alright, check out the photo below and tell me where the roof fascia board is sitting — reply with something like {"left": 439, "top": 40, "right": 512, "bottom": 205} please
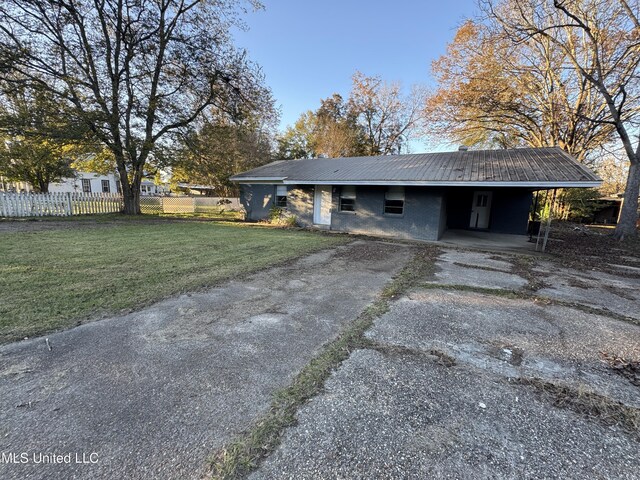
{"left": 232, "top": 177, "right": 286, "bottom": 184}
{"left": 276, "top": 180, "right": 601, "bottom": 188}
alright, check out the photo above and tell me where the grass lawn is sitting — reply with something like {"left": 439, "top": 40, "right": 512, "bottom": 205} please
{"left": 0, "top": 217, "right": 348, "bottom": 343}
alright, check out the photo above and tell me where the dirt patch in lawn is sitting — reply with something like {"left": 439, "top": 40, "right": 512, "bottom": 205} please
{"left": 544, "top": 222, "right": 640, "bottom": 276}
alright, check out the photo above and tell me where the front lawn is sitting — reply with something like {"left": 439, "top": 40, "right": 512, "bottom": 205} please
{"left": 0, "top": 218, "right": 348, "bottom": 343}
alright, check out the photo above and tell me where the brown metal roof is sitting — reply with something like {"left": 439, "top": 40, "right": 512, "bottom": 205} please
{"left": 230, "top": 147, "right": 601, "bottom": 187}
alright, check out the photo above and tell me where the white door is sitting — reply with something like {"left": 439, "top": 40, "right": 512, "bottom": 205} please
{"left": 469, "top": 191, "right": 492, "bottom": 229}
{"left": 313, "top": 185, "right": 332, "bottom": 225}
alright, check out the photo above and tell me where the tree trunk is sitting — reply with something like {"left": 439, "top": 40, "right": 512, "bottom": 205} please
{"left": 614, "top": 161, "right": 640, "bottom": 239}
{"left": 116, "top": 162, "right": 142, "bottom": 215}
{"left": 122, "top": 188, "right": 141, "bottom": 215}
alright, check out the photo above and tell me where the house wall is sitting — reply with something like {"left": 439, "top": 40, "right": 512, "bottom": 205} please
{"left": 239, "top": 183, "right": 533, "bottom": 239}
{"left": 288, "top": 186, "right": 314, "bottom": 226}
{"left": 239, "top": 184, "right": 275, "bottom": 221}
{"left": 140, "top": 181, "right": 170, "bottom": 196}
{"left": 330, "top": 186, "right": 445, "bottom": 241}
{"left": 446, "top": 188, "right": 532, "bottom": 234}
{"left": 49, "top": 172, "right": 119, "bottom": 194}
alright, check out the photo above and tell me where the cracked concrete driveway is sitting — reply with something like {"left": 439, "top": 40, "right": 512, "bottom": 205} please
{"left": 0, "top": 240, "right": 413, "bottom": 480}
{"left": 252, "top": 248, "right": 640, "bottom": 479}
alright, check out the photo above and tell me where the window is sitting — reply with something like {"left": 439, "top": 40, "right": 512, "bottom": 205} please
{"left": 339, "top": 186, "right": 356, "bottom": 212}
{"left": 101, "top": 180, "right": 110, "bottom": 193}
{"left": 476, "top": 194, "right": 488, "bottom": 207}
{"left": 82, "top": 179, "right": 92, "bottom": 193}
{"left": 275, "top": 185, "right": 287, "bottom": 207}
{"left": 384, "top": 186, "right": 404, "bottom": 215}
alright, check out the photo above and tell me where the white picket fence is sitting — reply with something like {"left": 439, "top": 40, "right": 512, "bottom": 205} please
{"left": 0, "top": 192, "right": 242, "bottom": 218}
{"left": 0, "top": 192, "right": 123, "bottom": 217}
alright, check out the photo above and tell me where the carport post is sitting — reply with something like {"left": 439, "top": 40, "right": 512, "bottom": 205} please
{"left": 541, "top": 189, "right": 557, "bottom": 253}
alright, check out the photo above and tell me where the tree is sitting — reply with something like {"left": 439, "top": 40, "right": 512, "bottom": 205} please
{"left": 173, "top": 106, "right": 276, "bottom": 196}
{"left": 0, "top": 0, "right": 270, "bottom": 214}
{"left": 597, "top": 154, "right": 629, "bottom": 196}
{"left": 348, "top": 71, "right": 427, "bottom": 155}
{"left": 72, "top": 147, "right": 118, "bottom": 176}
{"left": 276, "top": 73, "right": 426, "bottom": 159}
{"left": 0, "top": 140, "right": 76, "bottom": 192}
{"left": 480, "top": 0, "right": 640, "bottom": 238}
{"left": 0, "top": 84, "right": 90, "bottom": 192}
{"left": 276, "top": 111, "right": 318, "bottom": 160}
{"left": 426, "top": 19, "right": 615, "bottom": 161}
{"left": 313, "top": 94, "right": 366, "bottom": 158}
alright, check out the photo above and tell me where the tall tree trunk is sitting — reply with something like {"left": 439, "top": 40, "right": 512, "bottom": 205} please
{"left": 122, "top": 188, "right": 141, "bottom": 215}
{"left": 117, "top": 162, "right": 142, "bottom": 215}
{"left": 614, "top": 162, "right": 640, "bottom": 239}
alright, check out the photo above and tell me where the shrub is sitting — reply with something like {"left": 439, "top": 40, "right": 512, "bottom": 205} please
{"left": 267, "top": 207, "right": 297, "bottom": 227}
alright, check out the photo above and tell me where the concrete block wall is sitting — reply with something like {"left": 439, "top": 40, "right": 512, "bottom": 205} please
{"left": 287, "top": 186, "right": 314, "bottom": 226}
{"left": 330, "top": 186, "right": 445, "bottom": 241}
{"left": 239, "top": 184, "right": 274, "bottom": 221}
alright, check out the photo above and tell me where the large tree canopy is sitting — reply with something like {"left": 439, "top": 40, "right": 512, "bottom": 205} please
{"left": 172, "top": 103, "right": 277, "bottom": 196}
{"left": 426, "top": 19, "right": 615, "bottom": 162}
{"left": 0, "top": 0, "right": 270, "bottom": 213}
{"left": 477, "top": 0, "right": 640, "bottom": 238}
{"left": 0, "top": 84, "right": 92, "bottom": 192}
{"left": 277, "top": 72, "right": 427, "bottom": 160}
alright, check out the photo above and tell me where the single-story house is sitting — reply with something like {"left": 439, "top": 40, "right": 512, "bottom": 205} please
{"left": 230, "top": 147, "right": 601, "bottom": 241}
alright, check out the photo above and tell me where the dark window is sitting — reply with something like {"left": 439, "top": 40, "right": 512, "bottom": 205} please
{"left": 82, "top": 179, "right": 92, "bottom": 193}
{"left": 275, "top": 185, "right": 287, "bottom": 208}
{"left": 384, "top": 187, "right": 404, "bottom": 215}
{"left": 339, "top": 186, "right": 356, "bottom": 212}
{"left": 101, "top": 180, "right": 110, "bottom": 193}
{"left": 476, "top": 194, "right": 488, "bottom": 207}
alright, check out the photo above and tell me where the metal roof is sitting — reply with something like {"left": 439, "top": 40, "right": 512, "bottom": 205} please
{"left": 230, "top": 147, "right": 601, "bottom": 188}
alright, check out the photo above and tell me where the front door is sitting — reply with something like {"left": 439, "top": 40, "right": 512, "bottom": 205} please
{"left": 313, "top": 185, "right": 332, "bottom": 225}
{"left": 469, "top": 191, "right": 492, "bottom": 229}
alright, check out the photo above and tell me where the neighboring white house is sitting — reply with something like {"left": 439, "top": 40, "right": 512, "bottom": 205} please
{"left": 1, "top": 170, "right": 172, "bottom": 195}
{"left": 0, "top": 171, "right": 120, "bottom": 194}
{"left": 48, "top": 172, "right": 120, "bottom": 194}
{"left": 141, "top": 179, "right": 170, "bottom": 196}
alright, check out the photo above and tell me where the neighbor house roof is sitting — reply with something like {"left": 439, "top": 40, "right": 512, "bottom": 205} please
{"left": 230, "top": 147, "right": 601, "bottom": 188}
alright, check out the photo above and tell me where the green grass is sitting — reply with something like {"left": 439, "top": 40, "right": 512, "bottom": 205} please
{"left": 0, "top": 219, "right": 348, "bottom": 342}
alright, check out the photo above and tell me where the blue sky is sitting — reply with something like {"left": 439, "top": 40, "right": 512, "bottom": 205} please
{"left": 234, "top": 0, "right": 478, "bottom": 151}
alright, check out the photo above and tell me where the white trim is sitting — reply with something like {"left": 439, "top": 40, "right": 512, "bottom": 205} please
{"left": 231, "top": 176, "right": 286, "bottom": 182}
{"left": 235, "top": 178, "right": 601, "bottom": 188}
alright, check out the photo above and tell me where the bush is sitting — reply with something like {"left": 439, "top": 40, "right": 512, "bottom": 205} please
{"left": 267, "top": 207, "right": 297, "bottom": 227}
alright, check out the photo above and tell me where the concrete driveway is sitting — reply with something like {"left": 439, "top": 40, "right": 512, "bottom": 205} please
{"left": 252, "top": 248, "right": 640, "bottom": 479}
{"left": 0, "top": 240, "right": 413, "bottom": 480}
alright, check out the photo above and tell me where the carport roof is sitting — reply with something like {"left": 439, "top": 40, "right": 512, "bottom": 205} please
{"left": 230, "top": 147, "right": 601, "bottom": 188}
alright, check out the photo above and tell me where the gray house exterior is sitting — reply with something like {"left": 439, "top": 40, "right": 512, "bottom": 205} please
{"left": 232, "top": 148, "right": 601, "bottom": 242}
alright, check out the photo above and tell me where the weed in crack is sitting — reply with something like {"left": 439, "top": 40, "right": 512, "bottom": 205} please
{"left": 516, "top": 377, "right": 640, "bottom": 436}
